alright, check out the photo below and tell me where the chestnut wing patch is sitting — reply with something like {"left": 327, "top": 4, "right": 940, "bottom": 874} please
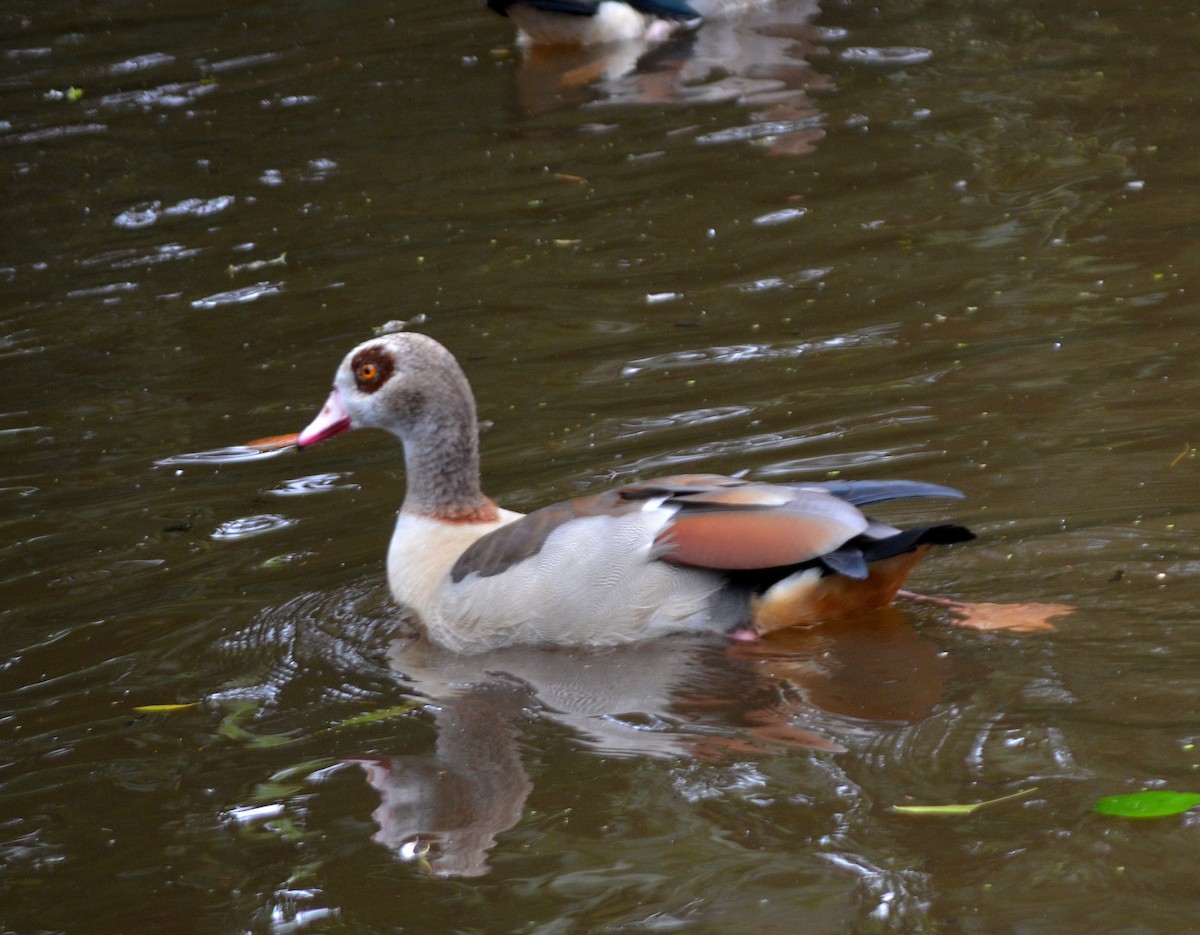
{"left": 655, "top": 487, "right": 869, "bottom": 571}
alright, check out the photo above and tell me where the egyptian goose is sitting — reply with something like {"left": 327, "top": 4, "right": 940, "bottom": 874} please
{"left": 487, "top": 0, "right": 702, "bottom": 46}
{"left": 295, "top": 331, "right": 974, "bottom": 653}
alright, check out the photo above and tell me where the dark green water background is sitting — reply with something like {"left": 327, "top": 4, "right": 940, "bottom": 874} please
{"left": 3, "top": 1, "right": 1200, "bottom": 931}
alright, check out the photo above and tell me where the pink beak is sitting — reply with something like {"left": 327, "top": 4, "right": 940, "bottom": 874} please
{"left": 298, "top": 388, "right": 352, "bottom": 448}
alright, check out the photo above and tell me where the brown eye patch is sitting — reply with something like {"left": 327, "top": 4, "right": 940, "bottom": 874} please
{"left": 351, "top": 346, "right": 395, "bottom": 394}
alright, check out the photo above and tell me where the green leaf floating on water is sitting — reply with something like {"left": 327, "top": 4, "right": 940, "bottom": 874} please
{"left": 1093, "top": 790, "right": 1200, "bottom": 819}
{"left": 892, "top": 787, "right": 1037, "bottom": 816}
{"left": 328, "top": 701, "right": 421, "bottom": 730}
{"left": 218, "top": 700, "right": 295, "bottom": 747}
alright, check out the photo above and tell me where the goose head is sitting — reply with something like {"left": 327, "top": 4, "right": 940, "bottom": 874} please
{"left": 297, "top": 332, "right": 494, "bottom": 521}
{"left": 298, "top": 333, "right": 471, "bottom": 444}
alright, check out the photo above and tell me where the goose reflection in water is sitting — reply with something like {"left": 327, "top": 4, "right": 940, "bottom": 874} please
{"left": 351, "top": 610, "right": 975, "bottom": 877}
{"left": 510, "top": 0, "right": 831, "bottom": 157}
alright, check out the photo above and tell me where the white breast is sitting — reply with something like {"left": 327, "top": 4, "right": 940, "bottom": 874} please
{"left": 386, "top": 510, "right": 521, "bottom": 628}
{"left": 401, "top": 507, "right": 724, "bottom": 653}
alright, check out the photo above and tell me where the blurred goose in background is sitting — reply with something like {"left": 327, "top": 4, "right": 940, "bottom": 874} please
{"left": 488, "top": 0, "right": 702, "bottom": 46}
{"left": 293, "top": 330, "right": 973, "bottom": 653}
{"left": 497, "top": 0, "right": 830, "bottom": 158}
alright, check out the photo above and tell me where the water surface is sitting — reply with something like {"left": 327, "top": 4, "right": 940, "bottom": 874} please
{"left": 3, "top": 0, "right": 1200, "bottom": 931}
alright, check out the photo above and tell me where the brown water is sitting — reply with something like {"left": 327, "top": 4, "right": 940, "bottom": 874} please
{"left": 3, "top": 0, "right": 1200, "bottom": 931}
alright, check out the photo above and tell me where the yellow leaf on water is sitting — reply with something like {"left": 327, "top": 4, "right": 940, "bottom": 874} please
{"left": 325, "top": 702, "right": 422, "bottom": 731}
{"left": 133, "top": 703, "right": 199, "bottom": 714}
{"left": 893, "top": 787, "right": 1038, "bottom": 816}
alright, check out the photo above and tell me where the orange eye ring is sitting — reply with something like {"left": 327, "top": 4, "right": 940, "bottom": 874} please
{"left": 359, "top": 363, "right": 378, "bottom": 382}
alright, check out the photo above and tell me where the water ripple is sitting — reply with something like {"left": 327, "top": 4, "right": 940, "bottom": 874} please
{"left": 618, "top": 326, "right": 897, "bottom": 377}
{"left": 5, "top": 48, "right": 52, "bottom": 60}
{"left": 191, "top": 281, "right": 283, "bottom": 309}
{"left": 65, "top": 281, "right": 137, "bottom": 301}
{"left": 114, "top": 195, "right": 235, "bottom": 229}
{"left": 202, "top": 52, "right": 281, "bottom": 73}
{"left": 156, "top": 444, "right": 293, "bottom": 467}
{"left": 302, "top": 158, "right": 338, "bottom": 182}
{"left": 210, "top": 581, "right": 404, "bottom": 709}
{"left": 695, "top": 115, "right": 825, "bottom": 146}
{"left": 735, "top": 268, "right": 829, "bottom": 293}
{"left": 607, "top": 408, "right": 936, "bottom": 482}
{"left": 840, "top": 46, "right": 934, "bottom": 66}
{"left": 212, "top": 514, "right": 298, "bottom": 540}
{"left": 618, "top": 406, "right": 755, "bottom": 437}
{"left": 80, "top": 243, "right": 202, "bottom": 270}
{"left": 98, "top": 80, "right": 217, "bottom": 111}
{"left": 753, "top": 207, "right": 809, "bottom": 227}
{"left": 621, "top": 343, "right": 782, "bottom": 377}
{"left": 6, "top": 123, "right": 108, "bottom": 145}
{"left": 672, "top": 762, "right": 769, "bottom": 804}
{"left": 105, "top": 52, "right": 175, "bottom": 75}
{"left": 267, "top": 474, "right": 359, "bottom": 497}
{"left": 819, "top": 852, "right": 932, "bottom": 927}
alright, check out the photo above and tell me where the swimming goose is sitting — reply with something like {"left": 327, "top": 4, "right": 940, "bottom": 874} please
{"left": 488, "top": 0, "right": 702, "bottom": 46}
{"left": 296, "top": 331, "right": 974, "bottom": 653}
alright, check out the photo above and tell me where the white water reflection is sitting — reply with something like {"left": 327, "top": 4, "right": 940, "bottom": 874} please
{"left": 615, "top": 325, "right": 898, "bottom": 378}
{"left": 114, "top": 195, "right": 236, "bottom": 229}
{"left": 840, "top": 45, "right": 933, "bottom": 66}
{"left": 212, "top": 514, "right": 297, "bottom": 540}
{"left": 156, "top": 444, "right": 294, "bottom": 467}
{"left": 190, "top": 281, "right": 283, "bottom": 308}
{"left": 267, "top": 473, "right": 359, "bottom": 497}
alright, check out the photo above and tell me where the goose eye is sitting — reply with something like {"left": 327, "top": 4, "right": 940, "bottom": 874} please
{"left": 350, "top": 348, "right": 394, "bottom": 394}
